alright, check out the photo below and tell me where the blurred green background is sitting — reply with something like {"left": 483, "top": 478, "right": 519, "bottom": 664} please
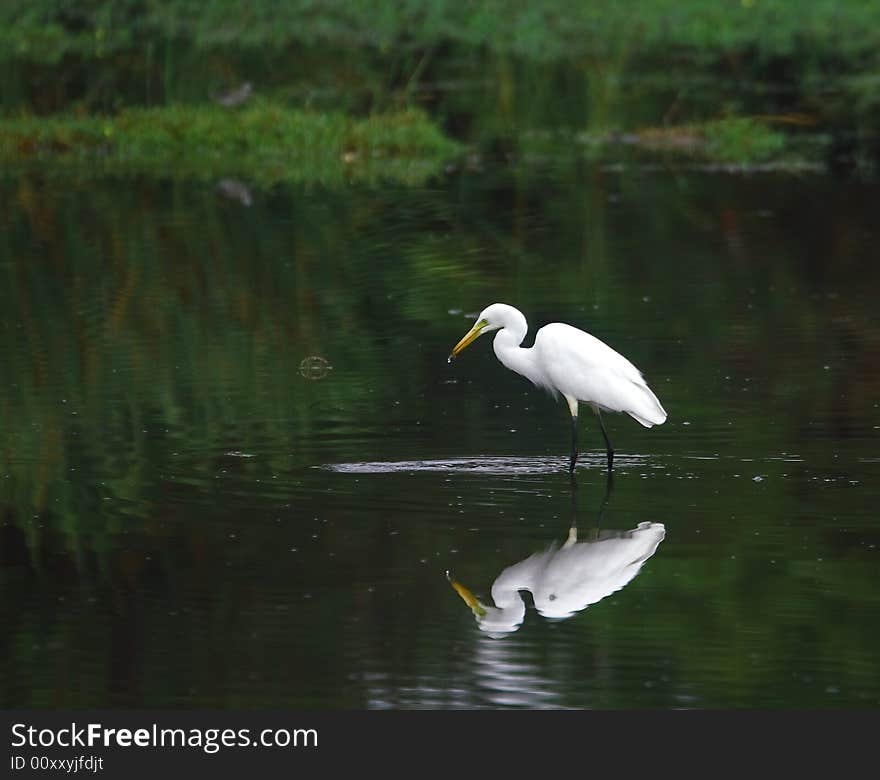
{"left": 1, "top": 1, "right": 879, "bottom": 709}
{"left": 2, "top": 0, "right": 880, "bottom": 172}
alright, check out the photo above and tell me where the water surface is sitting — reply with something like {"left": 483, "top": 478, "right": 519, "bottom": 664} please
{"left": 1, "top": 166, "right": 878, "bottom": 708}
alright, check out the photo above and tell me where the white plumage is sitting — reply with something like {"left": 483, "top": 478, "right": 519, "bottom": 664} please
{"left": 449, "top": 303, "right": 667, "bottom": 470}
{"left": 530, "top": 323, "right": 666, "bottom": 426}
{"left": 449, "top": 521, "right": 667, "bottom": 635}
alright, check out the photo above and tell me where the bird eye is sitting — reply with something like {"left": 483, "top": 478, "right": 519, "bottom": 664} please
{"left": 548, "top": 594, "right": 556, "bottom": 601}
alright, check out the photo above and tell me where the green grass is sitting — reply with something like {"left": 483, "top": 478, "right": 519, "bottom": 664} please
{"left": 4, "top": 1, "right": 880, "bottom": 62}
{"left": 625, "top": 117, "right": 791, "bottom": 165}
{"left": 0, "top": 101, "right": 462, "bottom": 185}
{"left": 1, "top": 1, "right": 879, "bottom": 171}
{"left": 700, "top": 117, "right": 790, "bottom": 164}
{"left": 521, "top": 116, "right": 798, "bottom": 168}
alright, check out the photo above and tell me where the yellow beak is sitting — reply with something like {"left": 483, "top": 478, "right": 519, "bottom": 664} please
{"left": 448, "top": 319, "right": 488, "bottom": 361}
{"left": 446, "top": 572, "right": 487, "bottom": 618}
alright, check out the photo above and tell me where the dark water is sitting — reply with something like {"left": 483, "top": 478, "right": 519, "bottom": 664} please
{"left": 1, "top": 164, "right": 878, "bottom": 708}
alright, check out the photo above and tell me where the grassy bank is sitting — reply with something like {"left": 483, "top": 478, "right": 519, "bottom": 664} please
{"left": 1, "top": 1, "right": 879, "bottom": 172}
{"left": 518, "top": 117, "right": 800, "bottom": 169}
{"left": 0, "top": 102, "right": 462, "bottom": 184}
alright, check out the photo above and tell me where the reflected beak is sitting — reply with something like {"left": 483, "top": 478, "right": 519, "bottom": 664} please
{"left": 446, "top": 571, "right": 487, "bottom": 618}
{"left": 448, "top": 320, "right": 488, "bottom": 361}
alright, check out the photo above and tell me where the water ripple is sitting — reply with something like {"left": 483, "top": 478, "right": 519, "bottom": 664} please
{"left": 321, "top": 455, "right": 651, "bottom": 474}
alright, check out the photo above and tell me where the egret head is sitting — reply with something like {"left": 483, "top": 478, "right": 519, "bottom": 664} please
{"left": 448, "top": 303, "right": 515, "bottom": 361}
{"left": 446, "top": 571, "right": 524, "bottom": 636}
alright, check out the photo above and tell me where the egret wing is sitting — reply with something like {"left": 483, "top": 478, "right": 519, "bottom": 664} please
{"left": 533, "top": 323, "right": 666, "bottom": 426}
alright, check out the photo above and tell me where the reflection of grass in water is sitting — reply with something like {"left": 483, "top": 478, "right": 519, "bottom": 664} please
{"left": 2, "top": 169, "right": 879, "bottom": 568}
{"left": 0, "top": 102, "right": 461, "bottom": 185}
{"left": 2, "top": 171, "right": 879, "bottom": 708}
{"left": 0, "top": 177, "right": 485, "bottom": 562}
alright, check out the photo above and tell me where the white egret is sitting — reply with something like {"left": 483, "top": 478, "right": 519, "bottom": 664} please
{"left": 449, "top": 303, "right": 667, "bottom": 471}
{"left": 447, "top": 521, "right": 666, "bottom": 636}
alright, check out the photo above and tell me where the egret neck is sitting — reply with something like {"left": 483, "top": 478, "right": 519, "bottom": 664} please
{"left": 490, "top": 310, "right": 544, "bottom": 388}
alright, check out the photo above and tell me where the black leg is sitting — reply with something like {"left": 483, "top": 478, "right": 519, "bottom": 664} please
{"left": 569, "top": 415, "right": 578, "bottom": 473}
{"left": 598, "top": 468, "right": 614, "bottom": 524}
{"left": 567, "top": 471, "right": 579, "bottom": 544}
{"left": 597, "top": 411, "right": 614, "bottom": 471}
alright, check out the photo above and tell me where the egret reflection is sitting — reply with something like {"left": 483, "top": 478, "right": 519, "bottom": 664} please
{"left": 449, "top": 477, "right": 665, "bottom": 636}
